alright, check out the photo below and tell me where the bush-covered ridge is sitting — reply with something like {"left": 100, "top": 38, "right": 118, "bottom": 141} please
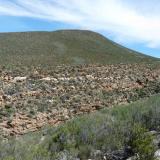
{"left": 0, "top": 30, "right": 159, "bottom": 68}
{"left": 0, "top": 94, "right": 160, "bottom": 160}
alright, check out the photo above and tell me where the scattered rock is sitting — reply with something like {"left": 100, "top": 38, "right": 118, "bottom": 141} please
{"left": 0, "top": 64, "right": 160, "bottom": 137}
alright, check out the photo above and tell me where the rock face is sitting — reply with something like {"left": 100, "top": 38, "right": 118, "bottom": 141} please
{"left": 0, "top": 64, "right": 160, "bottom": 137}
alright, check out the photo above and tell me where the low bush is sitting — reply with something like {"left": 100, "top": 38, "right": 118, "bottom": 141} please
{"left": 0, "top": 94, "right": 160, "bottom": 159}
{"left": 129, "top": 124, "right": 155, "bottom": 160}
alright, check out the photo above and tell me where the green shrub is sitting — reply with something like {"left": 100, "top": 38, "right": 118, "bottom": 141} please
{"left": 129, "top": 124, "right": 155, "bottom": 160}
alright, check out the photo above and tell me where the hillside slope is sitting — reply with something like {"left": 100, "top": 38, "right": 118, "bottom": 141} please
{"left": 0, "top": 30, "right": 158, "bottom": 67}
{"left": 0, "top": 64, "right": 160, "bottom": 137}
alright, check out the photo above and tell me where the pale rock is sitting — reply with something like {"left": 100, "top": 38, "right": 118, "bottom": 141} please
{"left": 13, "top": 77, "right": 27, "bottom": 82}
{"left": 41, "top": 77, "right": 52, "bottom": 81}
{"left": 155, "top": 149, "right": 160, "bottom": 159}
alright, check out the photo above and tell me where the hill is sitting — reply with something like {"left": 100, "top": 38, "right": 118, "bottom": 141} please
{"left": 0, "top": 30, "right": 160, "bottom": 160}
{"left": 0, "top": 30, "right": 158, "bottom": 68}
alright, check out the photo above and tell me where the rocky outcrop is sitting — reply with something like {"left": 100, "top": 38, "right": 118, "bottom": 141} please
{"left": 0, "top": 64, "right": 160, "bottom": 137}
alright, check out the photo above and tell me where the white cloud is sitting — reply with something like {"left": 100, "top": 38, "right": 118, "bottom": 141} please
{"left": 0, "top": 0, "right": 160, "bottom": 49}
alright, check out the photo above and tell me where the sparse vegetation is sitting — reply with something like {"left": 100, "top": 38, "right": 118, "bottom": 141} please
{"left": 0, "top": 94, "right": 159, "bottom": 159}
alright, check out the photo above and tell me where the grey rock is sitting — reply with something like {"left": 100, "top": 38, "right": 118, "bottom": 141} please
{"left": 153, "top": 133, "right": 160, "bottom": 148}
{"left": 90, "top": 150, "right": 103, "bottom": 159}
{"left": 155, "top": 149, "right": 160, "bottom": 159}
{"left": 126, "top": 156, "right": 137, "bottom": 160}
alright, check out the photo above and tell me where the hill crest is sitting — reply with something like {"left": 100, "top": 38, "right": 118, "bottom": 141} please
{"left": 0, "top": 30, "right": 158, "bottom": 68}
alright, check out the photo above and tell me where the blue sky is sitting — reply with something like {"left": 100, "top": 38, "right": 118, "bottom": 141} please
{"left": 0, "top": 0, "right": 160, "bottom": 58}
